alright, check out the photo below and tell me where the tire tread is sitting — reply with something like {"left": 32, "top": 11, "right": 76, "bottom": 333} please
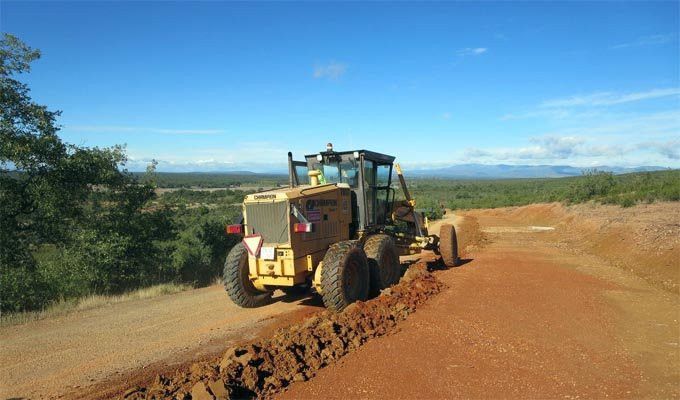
{"left": 439, "top": 224, "right": 459, "bottom": 267}
{"left": 364, "top": 234, "right": 401, "bottom": 296}
{"left": 224, "top": 243, "right": 271, "bottom": 308}
{"left": 320, "top": 241, "right": 369, "bottom": 311}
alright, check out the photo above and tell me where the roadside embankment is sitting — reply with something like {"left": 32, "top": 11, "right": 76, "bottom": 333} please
{"left": 467, "top": 202, "right": 679, "bottom": 293}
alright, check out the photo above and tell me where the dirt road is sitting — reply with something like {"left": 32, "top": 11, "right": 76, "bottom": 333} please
{"left": 3, "top": 202, "right": 678, "bottom": 399}
{"left": 280, "top": 203, "right": 679, "bottom": 399}
{"left": 0, "top": 285, "right": 319, "bottom": 399}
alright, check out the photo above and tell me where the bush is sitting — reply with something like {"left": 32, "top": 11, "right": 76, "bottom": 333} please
{"left": 408, "top": 169, "right": 679, "bottom": 212}
{"left": 171, "top": 229, "right": 213, "bottom": 285}
{"left": 0, "top": 264, "right": 52, "bottom": 312}
{"left": 619, "top": 196, "right": 636, "bottom": 208}
{"left": 35, "top": 246, "right": 96, "bottom": 300}
{"left": 166, "top": 205, "right": 241, "bottom": 286}
{"left": 568, "top": 169, "right": 615, "bottom": 203}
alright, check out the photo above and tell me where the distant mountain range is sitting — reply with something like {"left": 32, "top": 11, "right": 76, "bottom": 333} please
{"left": 404, "top": 164, "right": 668, "bottom": 179}
{"left": 151, "top": 164, "right": 670, "bottom": 179}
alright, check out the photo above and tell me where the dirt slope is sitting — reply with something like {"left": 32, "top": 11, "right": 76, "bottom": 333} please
{"left": 280, "top": 203, "right": 679, "bottom": 399}
{"left": 0, "top": 285, "right": 318, "bottom": 399}
{"left": 478, "top": 202, "right": 680, "bottom": 292}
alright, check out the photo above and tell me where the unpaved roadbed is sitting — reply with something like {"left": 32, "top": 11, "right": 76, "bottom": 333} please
{"left": 2, "top": 202, "right": 677, "bottom": 399}
{"left": 280, "top": 203, "right": 679, "bottom": 399}
{"left": 125, "top": 264, "right": 444, "bottom": 399}
{"left": 0, "top": 285, "right": 318, "bottom": 399}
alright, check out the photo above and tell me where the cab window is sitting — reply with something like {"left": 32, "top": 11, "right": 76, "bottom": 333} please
{"left": 377, "top": 164, "right": 391, "bottom": 186}
{"left": 320, "top": 160, "right": 360, "bottom": 188}
{"left": 295, "top": 164, "right": 309, "bottom": 185}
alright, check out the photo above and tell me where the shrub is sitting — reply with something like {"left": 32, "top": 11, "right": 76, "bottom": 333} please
{"left": 167, "top": 206, "right": 241, "bottom": 286}
{"left": 568, "top": 169, "right": 615, "bottom": 203}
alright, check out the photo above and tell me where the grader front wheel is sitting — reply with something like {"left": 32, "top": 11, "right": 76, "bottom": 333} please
{"left": 439, "top": 224, "right": 460, "bottom": 267}
{"left": 224, "top": 243, "right": 272, "bottom": 308}
{"left": 320, "top": 241, "right": 370, "bottom": 311}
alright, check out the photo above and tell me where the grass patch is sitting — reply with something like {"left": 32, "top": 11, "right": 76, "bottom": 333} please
{"left": 0, "top": 282, "right": 190, "bottom": 328}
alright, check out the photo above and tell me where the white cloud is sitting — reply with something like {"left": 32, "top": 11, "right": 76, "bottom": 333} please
{"left": 491, "top": 87, "right": 680, "bottom": 166}
{"left": 125, "top": 158, "right": 285, "bottom": 173}
{"left": 501, "top": 109, "right": 602, "bottom": 121}
{"left": 637, "top": 139, "right": 680, "bottom": 160}
{"left": 126, "top": 140, "right": 293, "bottom": 172}
{"left": 313, "top": 61, "right": 347, "bottom": 80}
{"left": 462, "top": 148, "right": 491, "bottom": 158}
{"left": 503, "top": 89, "right": 680, "bottom": 121}
{"left": 463, "top": 136, "right": 587, "bottom": 161}
{"left": 540, "top": 88, "right": 680, "bottom": 108}
{"left": 529, "top": 136, "right": 584, "bottom": 158}
{"left": 541, "top": 110, "right": 680, "bottom": 139}
{"left": 463, "top": 133, "right": 679, "bottom": 165}
{"left": 611, "top": 33, "right": 675, "bottom": 49}
{"left": 67, "top": 125, "right": 224, "bottom": 135}
{"left": 456, "top": 47, "right": 487, "bottom": 56}
{"left": 442, "top": 112, "right": 452, "bottom": 120}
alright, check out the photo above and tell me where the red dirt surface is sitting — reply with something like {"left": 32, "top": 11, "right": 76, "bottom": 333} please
{"left": 0, "top": 286, "right": 319, "bottom": 400}
{"left": 123, "top": 264, "right": 445, "bottom": 399}
{"left": 3, "top": 202, "right": 677, "bottom": 399}
{"left": 279, "top": 203, "right": 679, "bottom": 399}
{"left": 477, "top": 202, "right": 680, "bottom": 292}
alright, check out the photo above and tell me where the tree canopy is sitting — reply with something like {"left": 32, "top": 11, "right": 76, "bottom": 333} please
{"left": 0, "top": 34, "right": 174, "bottom": 311}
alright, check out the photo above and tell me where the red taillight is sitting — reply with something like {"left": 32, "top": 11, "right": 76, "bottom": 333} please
{"left": 226, "top": 224, "right": 243, "bottom": 234}
{"left": 293, "top": 223, "right": 313, "bottom": 233}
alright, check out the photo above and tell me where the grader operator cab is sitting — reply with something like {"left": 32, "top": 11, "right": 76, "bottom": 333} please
{"left": 224, "top": 143, "right": 459, "bottom": 311}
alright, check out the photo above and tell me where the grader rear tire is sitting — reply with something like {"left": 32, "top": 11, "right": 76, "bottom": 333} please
{"left": 320, "top": 241, "right": 370, "bottom": 311}
{"left": 224, "top": 243, "right": 272, "bottom": 308}
{"left": 365, "top": 234, "right": 401, "bottom": 297}
{"left": 439, "top": 224, "right": 459, "bottom": 267}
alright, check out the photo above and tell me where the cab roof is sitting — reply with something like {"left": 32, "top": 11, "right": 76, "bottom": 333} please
{"left": 304, "top": 149, "right": 395, "bottom": 165}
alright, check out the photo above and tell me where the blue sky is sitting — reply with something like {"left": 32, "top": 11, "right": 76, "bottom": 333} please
{"left": 2, "top": 1, "right": 679, "bottom": 172}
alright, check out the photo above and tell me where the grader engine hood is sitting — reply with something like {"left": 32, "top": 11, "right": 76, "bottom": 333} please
{"left": 238, "top": 183, "right": 351, "bottom": 287}
{"left": 242, "top": 183, "right": 351, "bottom": 251}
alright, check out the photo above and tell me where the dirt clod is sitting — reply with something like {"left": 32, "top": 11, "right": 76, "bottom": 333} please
{"left": 190, "top": 382, "right": 212, "bottom": 400}
{"left": 207, "top": 379, "right": 230, "bottom": 400}
{"left": 125, "top": 263, "right": 444, "bottom": 399}
{"left": 124, "top": 387, "right": 143, "bottom": 398}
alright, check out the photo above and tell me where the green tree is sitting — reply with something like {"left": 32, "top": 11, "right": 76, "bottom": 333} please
{"left": 1, "top": 33, "right": 64, "bottom": 311}
{"left": 568, "top": 169, "right": 616, "bottom": 203}
{"left": 1, "top": 34, "right": 173, "bottom": 311}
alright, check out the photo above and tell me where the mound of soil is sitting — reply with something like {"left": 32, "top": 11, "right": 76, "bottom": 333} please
{"left": 124, "top": 264, "right": 445, "bottom": 399}
{"left": 467, "top": 202, "right": 680, "bottom": 292}
{"left": 562, "top": 202, "right": 680, "bottom": 293}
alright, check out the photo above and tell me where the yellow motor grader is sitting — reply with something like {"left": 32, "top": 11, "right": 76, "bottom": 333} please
{"left": 224, "top": 144, "right": 459, "bottom": 311}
